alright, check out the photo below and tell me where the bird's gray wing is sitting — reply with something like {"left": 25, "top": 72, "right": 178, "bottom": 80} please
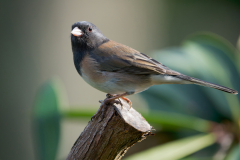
{"left": 91, "top": 40, "right": 180, "bottom": 75}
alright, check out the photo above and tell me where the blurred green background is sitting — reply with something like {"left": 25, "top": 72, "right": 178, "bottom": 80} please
{"left": 1, "top": 1, "right": 240, "bottom": 160}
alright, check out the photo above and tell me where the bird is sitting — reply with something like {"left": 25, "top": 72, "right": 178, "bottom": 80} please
{"left": 70, "top": 21, "right": 238, "bottom": 114}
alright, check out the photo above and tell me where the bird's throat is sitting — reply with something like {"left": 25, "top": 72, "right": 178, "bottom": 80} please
{"left": 73, "top": 50, "right": 87, "bottom": 76}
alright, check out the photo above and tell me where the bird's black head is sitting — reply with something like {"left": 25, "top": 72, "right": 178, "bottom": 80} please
{"left": 71, "top": 21, "right": 108, "bottom": 51}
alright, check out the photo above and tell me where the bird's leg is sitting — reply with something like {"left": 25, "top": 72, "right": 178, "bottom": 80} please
{"left": 106, "top": 93, "right": 113, "bottom": 98}
{"left": 121, "top": 97, "right": 132, "bottom": 110}
{"left": 105, "top": 94, "right": 123, "bottom": 106}
{"left": 118, "top": 98, "right": 123, "bottom": 110}
{"left": 104, "top": 91, "right": 134, "bottom": 110}
{"left": 92, "top": 92, "right": 134, "bottom": 121}
{"left": 92, "top": 94, "right": 122, "bottom": 121}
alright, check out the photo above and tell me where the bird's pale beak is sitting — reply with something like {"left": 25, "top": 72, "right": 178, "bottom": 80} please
{"left": 71, "top": 27, "right": 83, "bottom": 37}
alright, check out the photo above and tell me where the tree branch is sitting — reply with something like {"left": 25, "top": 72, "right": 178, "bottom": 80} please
{"left": 66, "top": 98, "right": 152, "bottom": 160}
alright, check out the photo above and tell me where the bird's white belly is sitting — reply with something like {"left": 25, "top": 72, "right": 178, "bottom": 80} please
{"left": 80, "top": 53, "right": 152, "bottom": 94}
{"left": 81, "top": 71, "right": 151, "bottom": 94}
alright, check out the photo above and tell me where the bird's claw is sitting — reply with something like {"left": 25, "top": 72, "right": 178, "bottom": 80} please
{"left": 115, "top": 99, "right": 123, "bottom": 110}
{"left": 105, "top": 98, "right": 122, "bottom": 106}
{"left": 94, "top": 97, "right": 122, "bottom": 121}
{"left": 121, "top": 97, "right": 132, "bottom": 110}
{"left": 94, "top": 94, "right": 132, "bottom": 121}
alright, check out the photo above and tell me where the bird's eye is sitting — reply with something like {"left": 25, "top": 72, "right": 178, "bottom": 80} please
{"left": 88, "top": 27, "right": 92, "bottom": 32}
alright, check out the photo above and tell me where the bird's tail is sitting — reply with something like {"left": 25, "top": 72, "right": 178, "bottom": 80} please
{"left": 175, "top": 74, "right": 238, "bottom": 95}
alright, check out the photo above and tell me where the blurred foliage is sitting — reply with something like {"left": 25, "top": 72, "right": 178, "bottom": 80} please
{"left": 226, "top": 145, "right": 240, "bottom": 160}
{"left": 32, "top": 79, "right": 61, "bottom": 160}
{"left": 63, "top": 108, "right": 210, "bottom": 132}
{"left": 125, "top": 133, "right": 216, "bottom": 160}
{"left": 33, "top": 32, "right": 240, "bottom": 160}
{"left": 136, "top": 32, "right": 240, "bottom": 159}
{"left": 142, "top": 32, "right": 240, "bottom": 122}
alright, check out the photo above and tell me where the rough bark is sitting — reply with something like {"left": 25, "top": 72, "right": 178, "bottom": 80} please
{"left": 66, "top": 98, "right": 152, "bottom": 160}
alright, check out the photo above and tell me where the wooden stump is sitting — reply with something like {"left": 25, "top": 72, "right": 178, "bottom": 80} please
{"left": 66, "top": 98, "right": 152, "bottom": 160}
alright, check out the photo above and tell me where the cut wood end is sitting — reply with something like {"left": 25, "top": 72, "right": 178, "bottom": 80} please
{"left": 113, "top": 98, "right": 152, "bottom": 133}
{"left": 67, "top": 97, "right": 153, "bottom": 160}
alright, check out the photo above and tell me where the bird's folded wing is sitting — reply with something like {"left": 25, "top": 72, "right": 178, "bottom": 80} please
{"left": 91, "top": 40, "right": 180, "bottom": 75}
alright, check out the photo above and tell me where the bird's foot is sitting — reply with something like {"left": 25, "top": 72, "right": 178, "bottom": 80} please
{"left": 121, "top": 96, "right": 132, "bottom": 110}
{"left": 93, "top": 95, "right": 122, "bottom": 121}
{"left": 104, "top": 93, "right": 123, "bottom": 106}
{"left": 92, "top": 92, "right": 133, "bottom": 121}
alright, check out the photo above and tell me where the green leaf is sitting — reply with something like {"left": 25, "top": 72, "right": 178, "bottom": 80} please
{"left": 62, "top": 107, "right": 96, "bottom": 119}
{"left": 144, "top": 32, "right": 240, "bottom": 122}
{"left": 32, "top": 79, "right": 64, "bottom": 160}
{"left": 226, "top": 145, "right": 240, "bottom": 160}
{"left": 125, "top": 133, "right": 216, "bottom": 160}
{"left": 142, "top": 111, "right": 210, "bottom": 132}
{"left": 62, "top": 108, "right": 211, "bottom": 132}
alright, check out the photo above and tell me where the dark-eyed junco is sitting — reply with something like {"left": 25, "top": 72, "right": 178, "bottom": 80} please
{"left": 71, "top": 21, "right": 238, "bottom": 110}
